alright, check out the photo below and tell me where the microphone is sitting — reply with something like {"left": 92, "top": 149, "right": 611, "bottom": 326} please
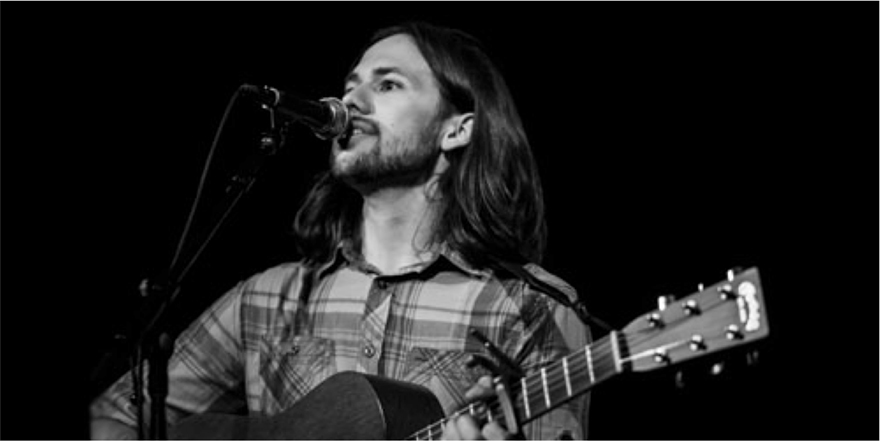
{"left": 239, "top": 84, "right": 350, "bottom": 140}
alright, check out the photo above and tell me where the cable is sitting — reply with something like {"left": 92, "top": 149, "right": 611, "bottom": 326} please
{"left": 168, "top": 85, "right": 246, "bottom": 274}
{"left": 135, "top": 84, "right": 247, "bottom": 438}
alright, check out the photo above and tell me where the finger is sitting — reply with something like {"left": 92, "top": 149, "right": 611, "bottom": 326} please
{"left": 477, "top": 375, "right": 494, "bottom": 389}
{"left": 441, "top": 419, "right": 462, "bottom": 440}
{"left": 455, "top": 414, "right": 484, "bottom": 440}
{"left": 465, "top": 376, "right": 495, "bottom": 400}
{"left": 482, "top": 421, "right": 512, "bottom": 441}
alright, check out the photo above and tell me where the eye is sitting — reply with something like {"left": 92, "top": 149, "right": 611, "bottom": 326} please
{"left": 377, "top": 79, "right": 402, "bottom": 92}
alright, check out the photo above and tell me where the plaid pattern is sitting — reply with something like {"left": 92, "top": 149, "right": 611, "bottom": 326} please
{"left": 91, "top": 242, "right": 590, "bottom": 440}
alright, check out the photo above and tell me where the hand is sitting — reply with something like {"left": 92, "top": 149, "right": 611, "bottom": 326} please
{"left": 90, "top": 418, "right": 137, "bottom": 440}
{"left": 441, "top": 376, "right": 517, "bottom": 440}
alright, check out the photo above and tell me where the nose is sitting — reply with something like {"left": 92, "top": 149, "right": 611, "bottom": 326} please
{"left": 342, "top": 83, "right": 372, "bottom": 116}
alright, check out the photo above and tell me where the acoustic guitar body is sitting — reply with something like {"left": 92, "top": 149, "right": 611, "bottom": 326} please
{"left": 170, "top": 371, "right": 445, "bottom": 440}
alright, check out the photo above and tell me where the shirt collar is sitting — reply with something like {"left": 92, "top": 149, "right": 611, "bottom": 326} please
{"left": 316, "top": 239, "right": 491, "bottom": 280}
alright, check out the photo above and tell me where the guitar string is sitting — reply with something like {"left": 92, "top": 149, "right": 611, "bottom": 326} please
{"left": 416, "top": 333, "right": 696, "bottom": 441}
{"left": 414, "top": 329, "right": 718, "bottom": 439}
{"left": 412, "top": 353, "right": 611, "bottom": 441}
{"left": 411, "top": 295, "right": 743, "bottom": 439}
{"left": 414, "top": 333, "right": 670, "bottom": 440}
{"left": 520, "top": 293, "right": 751, "bottom": 432}
{"left": 413, "top": 333, "right": 641, "bottom": 440}
{"left": 411, "top": 341, "right": 618, "bottom": 440}
{"left": 410, "top": 322, "right": 618, "bottom": 439}
{"left": 524, "top": 293, "right": 739, "bottom": 399}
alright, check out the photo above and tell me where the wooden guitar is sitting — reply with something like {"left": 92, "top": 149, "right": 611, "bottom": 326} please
{"left": 170, "top": 267, "right": 769, "bottom": 440}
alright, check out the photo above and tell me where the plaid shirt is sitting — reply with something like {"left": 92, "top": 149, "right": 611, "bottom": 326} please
{"left": 91, "top": 242, "right": 591, "bottom": 440}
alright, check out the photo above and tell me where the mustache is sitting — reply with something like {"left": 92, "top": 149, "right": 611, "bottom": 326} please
{"left": 350, "top": 116, "right": 379, "bottom": 134}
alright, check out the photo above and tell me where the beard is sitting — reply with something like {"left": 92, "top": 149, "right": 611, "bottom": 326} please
{"left": 331, "top": 117, "right": 444, "bottom": 193}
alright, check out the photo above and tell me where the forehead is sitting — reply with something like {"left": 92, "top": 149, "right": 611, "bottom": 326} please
{"left": 348, "top": 33, "right": 434, "bottom": 82}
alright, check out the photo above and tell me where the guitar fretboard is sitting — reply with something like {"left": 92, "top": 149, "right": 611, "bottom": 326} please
{"left": 409, "top": 331, "right": 625, "bottom": 440}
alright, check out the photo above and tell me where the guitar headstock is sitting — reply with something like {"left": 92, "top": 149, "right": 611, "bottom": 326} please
{"left": 620, "top": 267, "right": 769, "bottom": 372}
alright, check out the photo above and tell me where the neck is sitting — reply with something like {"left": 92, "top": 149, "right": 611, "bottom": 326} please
{"left": 360, "top": 182, "right": 439, "bottom": 275}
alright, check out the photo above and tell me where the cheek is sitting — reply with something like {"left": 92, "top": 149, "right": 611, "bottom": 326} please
{"left": 381, "top": 101, "right": 438, "bottom": 135}
{"left": 385, "top": 116, "right": 434, "bottom": 145}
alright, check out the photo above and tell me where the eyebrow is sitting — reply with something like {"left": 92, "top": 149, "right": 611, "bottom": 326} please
{"left": 344, "top": 66, "right": 409, "bottom": 86}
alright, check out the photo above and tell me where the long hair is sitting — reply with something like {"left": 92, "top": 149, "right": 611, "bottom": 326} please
{"left": 293, "top": 21, "right": 547, "bottom": 269}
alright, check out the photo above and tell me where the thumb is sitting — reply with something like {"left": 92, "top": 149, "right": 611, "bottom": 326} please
{"left": 465, "top": 376, "right": 496, "bottom": 401}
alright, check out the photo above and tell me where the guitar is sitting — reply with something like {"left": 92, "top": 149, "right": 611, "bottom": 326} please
{"left": 170, "top": 267, "right": 769, "bottom": 440}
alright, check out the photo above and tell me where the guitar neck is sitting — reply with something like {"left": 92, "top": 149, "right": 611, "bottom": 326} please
{"left": 408, "top": 332, "right": 625, "bottom": 440}
{"left": 408, "top": 267, "right": 769, "bottom": 440}
{"left": 508, "top": 330, "right": 624, "bottom": 425}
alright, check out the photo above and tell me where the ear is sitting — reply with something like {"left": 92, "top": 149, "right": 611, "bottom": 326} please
{"left": 440, "top": 112, "right": 474, "bottom": 152}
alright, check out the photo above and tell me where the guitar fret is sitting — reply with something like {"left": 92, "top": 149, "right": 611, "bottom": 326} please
{"left": 562, "top": 356, "right": 572, "bottom": 397}
{"left": 521, "top": 377, "right": 531, "bottom": 418}
{"left": 610, "top": 331, "right": 622, "bottom": 373}
{"left": 399, "top": 268, "right": 769, "bottom": 440}
{"left": 585, "top": 344, "right": 595, "bottom": 383}
{"left": 541, "top": 367, "right": 551, "bottom": 408}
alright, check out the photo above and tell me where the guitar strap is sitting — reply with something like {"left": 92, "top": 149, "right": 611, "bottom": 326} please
{"left": 495, "top": 261, "right": 611, "bottom": 333}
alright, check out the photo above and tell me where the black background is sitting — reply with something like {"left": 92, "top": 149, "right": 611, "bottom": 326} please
{"left": 1, "top": 3, "right": 877, "bottom": 440}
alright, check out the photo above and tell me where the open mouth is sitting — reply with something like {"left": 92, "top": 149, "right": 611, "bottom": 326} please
{"left": 340, "top": 118, "right": 378, "bottom": 146}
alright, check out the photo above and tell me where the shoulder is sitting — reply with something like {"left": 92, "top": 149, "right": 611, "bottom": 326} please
{"left": 521, "top": 263, "right": 580, "bottom": 305}
{"left": 516, "top": 263, "right": 592, "bottom": 349}
{"left": 232, "top": 261, "right": 316, "bottom": 305}
{"left": 486, "top": 262, "right": 591, "bottom": 355}
{"left": 243, "top": 262, "right": 306, "bottom": 290}
{"left": 490, "top": 261, "right": 580, "bottom": 308}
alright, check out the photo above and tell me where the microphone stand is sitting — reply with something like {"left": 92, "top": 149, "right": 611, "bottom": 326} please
{"left": 132, "top": 107, "right": 289, "bottom": 439}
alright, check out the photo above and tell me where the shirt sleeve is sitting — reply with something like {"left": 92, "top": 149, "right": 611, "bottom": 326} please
{"left": 89, "top": 280, "right": 248, "bottom": 429}
{"left": 506, "top": 277, "right": 592, "bottom": 441}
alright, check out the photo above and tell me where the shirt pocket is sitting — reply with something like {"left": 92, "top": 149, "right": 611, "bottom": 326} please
{"left": 402, "top": 347, "right": 490, "bottom": 414}
{"left": 258, "top": 334, "right": 336, "bottom": 413}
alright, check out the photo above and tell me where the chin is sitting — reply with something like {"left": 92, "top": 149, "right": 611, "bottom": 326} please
{"left": 332, "top": 149, "right": 357, "bottom": 168}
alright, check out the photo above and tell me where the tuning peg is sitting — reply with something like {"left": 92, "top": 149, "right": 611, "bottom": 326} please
{"left": 657, "top": 295, "right": 675, "bottom": 311}
{"left": 653, "top": 349, "right": 670, "bottom": 364}
{"left": 746, "top": 350, "right": 760, "bottom": 366}
{"left": 673, "top": 370, "right": 686, "bottom": 389}
{"left": 718, "top": 284, "right": 737, "bottom": 300}
{"left": 682, "top": 299, "right": 700, "bottom": 316}
{"left": 689, "top": 335, "right": 707, "bottom": 352}
{"left": 710, "top": 361, "right": 725, "bottom": 376}
{"left": 697, "top": 283, "right": 705, "bottom": 292}
{"left": 726, "top": 267, "right": 745, "bottom": 282}
{"left": 725, "top": 324, "right": 744, "bottom": 340}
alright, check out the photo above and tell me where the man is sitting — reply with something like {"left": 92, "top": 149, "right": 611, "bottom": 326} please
{"left": 91, "top": 21, "right": 590, "bottom": 440}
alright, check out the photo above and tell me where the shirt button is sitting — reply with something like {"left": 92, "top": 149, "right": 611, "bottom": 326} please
{"left": 363, "top": 343, "right": 376, "bottom": 358}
